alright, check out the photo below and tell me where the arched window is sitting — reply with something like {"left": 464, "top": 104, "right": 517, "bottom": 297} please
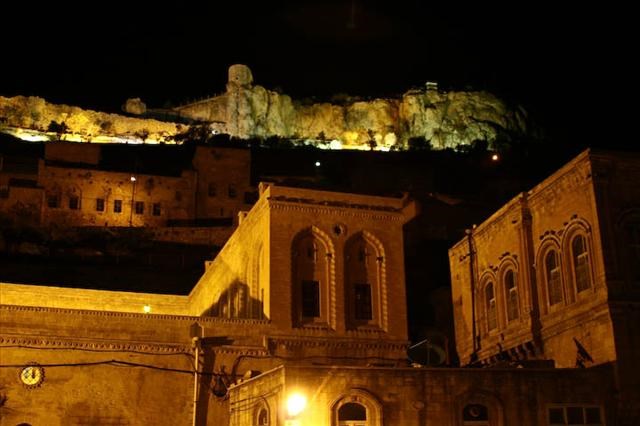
{"left": 571, "top": 234, "right": 591, "bottom": 293}
{"left": 463, "top": 404, "right": 489, "bottom": 426}
{"left": 545, "top": 250, "right": 563, "bottom": 306}
{"left": 345, "top": 233, "right": 384, "bottom": 329}
{"left": 338, "top": 402, "right": 367, "bottom": 425}
{"left": 255, "top": 406, "right": 269, "bottom": 426}
{"left": 485, "top": 282, "right": 497, "bottom": 331}
{"left": 332, "top": 390, "right": 382, "bottom": 426}
{"left": 504, "top": 270, "right": 519, "bottom": 322}
{"left": 292, "top": 229, "right": 333, "bottom": 326}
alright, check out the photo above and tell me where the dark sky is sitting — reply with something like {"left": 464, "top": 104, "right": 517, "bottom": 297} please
{"left": 1, "top": 1, "right": 635, "bottom": 150}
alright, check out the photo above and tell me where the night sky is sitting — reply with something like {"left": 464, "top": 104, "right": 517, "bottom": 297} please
{"left": 1, "top": 1, "right": 635, "bottom": 150}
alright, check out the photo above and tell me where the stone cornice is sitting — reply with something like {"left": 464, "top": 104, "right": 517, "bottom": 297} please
{"left": 0, "top": 334, "right": 190, "bottom": 353}
{"left": 269, "top": 199, "right": 404, "bottom": 221}
{"left": 0, "top": 304, "right": 271, "bottom": 326}
{"left": 267, "top": 335, "right": 408, "bottom": 351}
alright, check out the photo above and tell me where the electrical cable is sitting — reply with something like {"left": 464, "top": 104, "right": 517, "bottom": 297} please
{"left": 0, "top": 360, "right": 222, "bottom": 377}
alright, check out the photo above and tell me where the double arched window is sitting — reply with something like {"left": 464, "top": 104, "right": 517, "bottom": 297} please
{"left": 479, "top": 265, "right": 519, "bottom": 334}
{"left": 537, "top": 220, "right": 595, "bottom": 313}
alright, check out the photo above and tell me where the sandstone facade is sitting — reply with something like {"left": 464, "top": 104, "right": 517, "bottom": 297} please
{"left": 0, "top": 184, "right": 416, "bottom": 424}
{"left": 1, "top": 152, "right": 638, "bottom": 425}
{"left": 449, "top": 149, "right": 640, "bottom": 422}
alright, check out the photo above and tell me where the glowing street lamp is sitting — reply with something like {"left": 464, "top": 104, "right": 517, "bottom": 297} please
{"left": 287, "top": 393, "right": 306, "bottom": 416}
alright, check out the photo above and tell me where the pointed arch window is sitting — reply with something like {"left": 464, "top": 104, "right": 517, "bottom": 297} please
{"left": 485, "top": 282, "right": 497, "bottom": 332}
{"left": 292, "top": 230, "right": 333, "bottom": 326}
{"left": 345, "top": 233, "right": 383, "bottom": 328}
{"left": 255, "top": 405, "right": 269, "bottom": 426}
{"left": 504, "top": 270, "right": 519, "bottom": 322}
{"left": 545, "top": 250, "right": 563, "bottom": 306}
{"left": 571, "top": 234, "right": 591, "bottom": 293}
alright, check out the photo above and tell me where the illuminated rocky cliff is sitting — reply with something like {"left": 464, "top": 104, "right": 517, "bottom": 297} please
{"left": 0, "top": 64, "right": 529, "bottom": 151}
{"left": 0, "top": 96, "right": 183, "bottom": 144}
{"left": 176, "top": 64, "right": 529, "bottom": 150}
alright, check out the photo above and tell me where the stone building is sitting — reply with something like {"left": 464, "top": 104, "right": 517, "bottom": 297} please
{"left": 0, "top": 183, "right": 417, "bottom": 424}
{"left": 449, "top": 149, "right": 640, "bottom": 422}
{"left": 1, "top": 151, "right": 638, "bottom": 425}
{"left": 0, "top": 142, "right": 253, "bottom": 243}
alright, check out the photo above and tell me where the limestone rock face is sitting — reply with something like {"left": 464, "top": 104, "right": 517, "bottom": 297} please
{"left": 225, "top": 83, "right": 296, "bottom": 138}
{"left": 0, "top": 64, "right": 529, "bottom": 151}
{"left": 178, "top": 65, "right": 529, "bottom": 150}
{"left": 0, "top": 96, "right": 182, "bottom": 142}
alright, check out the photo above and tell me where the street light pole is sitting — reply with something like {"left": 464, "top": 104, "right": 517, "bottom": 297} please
{"left": 129, "top": 175, "right": 137, "bottom": 227}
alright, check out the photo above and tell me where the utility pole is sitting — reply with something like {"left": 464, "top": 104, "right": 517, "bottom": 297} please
{"left": 465, "top": 228, "right": 479, "bottom": 363}
{"left": 190, "top": 322, "right": 204, "bottom": 426}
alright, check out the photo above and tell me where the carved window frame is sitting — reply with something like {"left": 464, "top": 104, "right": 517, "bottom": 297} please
{"left": 344, "top": 231, "right": 386, "bottom": 330}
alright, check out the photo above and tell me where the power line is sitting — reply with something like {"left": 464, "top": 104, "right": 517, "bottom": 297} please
{"left": 0, "top": 359, "right": 223, "bottom": 377}
{"left": 0, "top": 344, "right": 193, "bottom": 358}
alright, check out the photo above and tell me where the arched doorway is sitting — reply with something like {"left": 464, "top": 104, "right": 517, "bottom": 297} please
{"left": 332, "top": 389, "right": 382, "bottom": 426}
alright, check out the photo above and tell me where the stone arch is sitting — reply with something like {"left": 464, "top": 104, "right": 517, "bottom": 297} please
{"left": 344, "top": 231, "right": 387, "bottom": 330}
{"left": 330, "top": 388, "right": 383, "bottom": 426}
{"left": 536, "top": 236, "right": 564, "bottom": 314}
{"left": 477, "top": 270, "right": 499, "bottom": 334}
{"left": 291, "top": 226, "right": 336, "bottom": 328}
{"left": 498, "top": 257, "right": 520, "bottom": 324}
{"left": 253, "top": 399, "right": 270, "bottom": 426}
{"left": 561, "top": 218, "right": 595, "bottom": 301}
{"left": 455, "top": 389, "right": 505, "bottom": 426}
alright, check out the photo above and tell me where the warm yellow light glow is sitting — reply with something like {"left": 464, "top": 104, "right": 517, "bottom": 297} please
{"left": 315, "top": 161, "right": 321, "bottom": 167}
{"left": 131, "top": 176, "right": 137, "bottom": 182}
{"left": 491, "top": 153, "right": 499, "bottom": 161}
{"left": 143, "top": 305, "right": 152, "bottom": 313}
{"left": 286, "top": 393, "right": 307, "bottom": 417}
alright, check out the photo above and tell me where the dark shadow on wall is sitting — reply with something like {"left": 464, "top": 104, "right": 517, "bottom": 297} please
{"left": 204, "top": 280, "right": 265, "bottom": 320}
